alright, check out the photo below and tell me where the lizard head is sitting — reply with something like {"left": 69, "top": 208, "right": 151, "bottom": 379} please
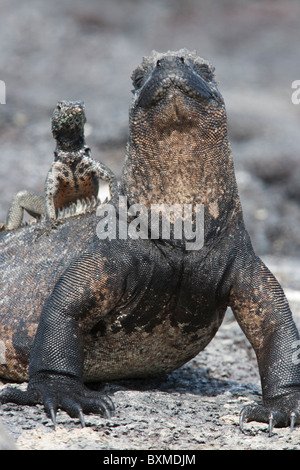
{"left": 52, "top": 100, "right": 86, "bottom": 148}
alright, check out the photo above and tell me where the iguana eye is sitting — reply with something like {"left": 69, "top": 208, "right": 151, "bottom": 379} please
{"left": 132, "top": 71, "right": 146, "bottom": 90}
{"left": 193, "top": 64, "right": 214, "bottom": 82}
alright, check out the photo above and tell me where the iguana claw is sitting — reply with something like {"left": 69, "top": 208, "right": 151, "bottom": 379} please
{"left": 78, "top": 409, "right": 86, "bottom": 428}
{"left": 49, "top": 407, "right": 57, "bottom": 429}
{"left": 290, "top": 410, "right": 299, "bottom": 431}
{"left": 268, "top": 412, "right": 275, "bottom": 437}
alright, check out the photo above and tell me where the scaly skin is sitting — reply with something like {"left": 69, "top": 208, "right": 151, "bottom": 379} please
{"left": 0, "top": 50, "right": 299, "bottom": 434}
{"left": 1, "top": 100, "right": 118, "bottom": 230}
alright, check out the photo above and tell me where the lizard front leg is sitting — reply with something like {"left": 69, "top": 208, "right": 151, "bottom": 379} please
{"left": 44, "top": 166, "right": 58, "bottom": 220}
{"left": 88, "top": 160, "right": 119, "bottom": 204}
{"left": 35, "top": 165, "right": 67, "bottom": 237}
{"left": 229, "top": 251, "right": 300, "bottom": 435}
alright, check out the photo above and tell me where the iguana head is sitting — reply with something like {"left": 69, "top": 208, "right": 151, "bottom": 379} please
{"left": 52, "top": 100, "right": 86, "bottom": 150}
{"left": 123, "top": 50, "right": 233, "bottom": 203}
{"left": 130, "top": 50, "right": 226, "bottom": 140}
{"left": 131, "top": 49, "right": 223, "bottom": 111}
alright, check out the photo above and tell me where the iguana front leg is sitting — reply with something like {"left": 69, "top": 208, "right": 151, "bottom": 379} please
{"left": 0, "top": 243, "right": 124, "bottom": 426}
{"left": 229, "top": 251, "right": 300, "bottom": 435}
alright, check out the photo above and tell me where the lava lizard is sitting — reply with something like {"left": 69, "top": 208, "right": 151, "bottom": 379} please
{"left": 0, "top": 50, "right": 299, "bottom": 435}
{"left": 1, "top": 100, "right": 118, "bottom": 230}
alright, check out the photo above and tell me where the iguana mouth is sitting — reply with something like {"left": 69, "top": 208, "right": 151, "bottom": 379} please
{"left": 136, "top": 55, "right": 222, "bottom": 108}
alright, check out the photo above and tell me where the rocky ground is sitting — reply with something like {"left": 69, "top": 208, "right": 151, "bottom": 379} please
{"left": 0, "top": 0, "right": 300, "bottom": 451}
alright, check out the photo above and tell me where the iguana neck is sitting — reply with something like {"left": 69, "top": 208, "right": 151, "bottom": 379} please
{"left": 121, "top": 104, "right": 243, "bottom": 242}
{"left": 122, "top": 109, "right": 239, "bottom": 212}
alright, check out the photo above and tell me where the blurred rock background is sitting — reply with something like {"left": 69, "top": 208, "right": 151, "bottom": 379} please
{"left": 0, "top": 0, "right": 299, "bottom": 256}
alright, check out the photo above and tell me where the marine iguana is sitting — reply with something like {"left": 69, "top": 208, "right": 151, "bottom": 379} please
{"left": 1, "top": 100, "right": 118, "bottom": 230}
{"left": 0, "top": 49, "right": 299, "bottom": 435}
